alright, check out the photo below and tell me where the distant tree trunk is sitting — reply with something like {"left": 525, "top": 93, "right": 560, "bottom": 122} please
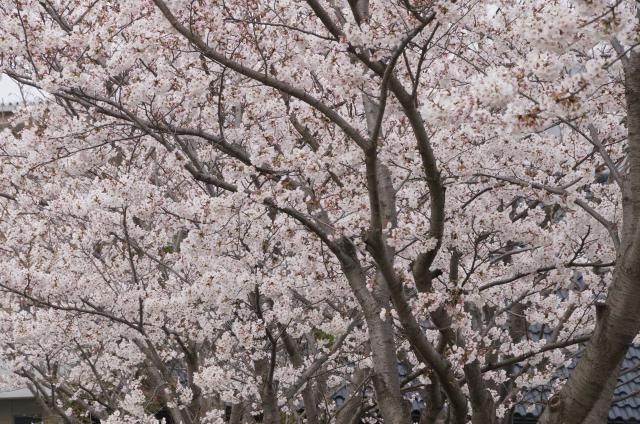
{"left": 336, "top": 369, "right": 368, "bottom": 424}
{"left": 420, "top": 376, "right": 445, "bottom": 424}
{"left": 281, "top": 331, "right": 320, "bottom": 424}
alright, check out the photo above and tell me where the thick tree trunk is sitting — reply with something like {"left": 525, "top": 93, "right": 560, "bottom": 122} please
{"left": 420, "top": 377, "right": 445, "bottom": 424}
{"left": 367, "top": 313, "right": 410, "bottom": 424}
{"left": 582, "top": 364, "right": 620, "bottom": 424}
{"left": 347, "top": 96, "right": 410, "bottom": 424}
{"left": 255, "top": 358, "right": 280, "bottom": 424}
{"left": 228, "top": 402, "right": 245, "bottom": 424}
{"left": 465, "top": 361, "right": 496, "bottom": 424}
{"left": 339, "top": 254, "right": 411, "bottom": 424}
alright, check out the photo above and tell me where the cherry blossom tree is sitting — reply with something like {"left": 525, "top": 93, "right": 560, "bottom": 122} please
{"left": 0, "top": 0, "right": 637, "bottom": 423}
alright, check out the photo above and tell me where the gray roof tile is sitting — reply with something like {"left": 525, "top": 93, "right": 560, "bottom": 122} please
{"left": 515, "top": 332, "right": 640, "bottom": 422}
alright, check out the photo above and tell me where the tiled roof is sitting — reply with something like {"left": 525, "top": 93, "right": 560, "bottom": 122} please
{"left": 514, "top": 324, "right": 640, "bottom": 423}
{"left": 0, "top": 101, "right": 19, "bottom": 113}
{"left": 332, "top": 318, "right": 640, "bottom": 423}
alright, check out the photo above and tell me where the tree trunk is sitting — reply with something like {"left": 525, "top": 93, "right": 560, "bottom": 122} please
{"left": 255, "top": 358, "right": 280, "bottom": 424}
{"left": 420, "top": 376, "right": 445, "bottom": 424}
{"left": 368, "top": 314, "right": 410, "bottom": 424}
{"left": 339, "top": 252, "right": 411, "bottom": 424}
{"left": 229, "top": 402, "right": 245, "bottom": 424}
{"left": 281, "top": 330, "right": 320, "bottom": 424}
{"left": 465, "top": 360, "right": 496, "bottom": 424}
{"left": 336, "top": 369, "right": 368, "bottom": 424}
{"left": 582, "top": 363, "right": 620, "bottom": 424}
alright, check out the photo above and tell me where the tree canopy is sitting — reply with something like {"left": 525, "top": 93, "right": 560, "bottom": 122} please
{"left": 0, "top": 1, "right": 638, "bottom": 423}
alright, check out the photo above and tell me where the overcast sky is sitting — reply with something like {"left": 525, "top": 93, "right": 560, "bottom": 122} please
{"left": 0, "top": 74, "right": 45, "bottom": 104}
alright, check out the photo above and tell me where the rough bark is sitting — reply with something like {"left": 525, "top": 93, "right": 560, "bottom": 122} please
{"left": 465, "top": 361, "right": 496, "bottom": 424}
{"left": 255, "top": 357, "right": 280, "bottom": 424}
{"left": 359, "top": 92, "right": 411, "bottom": 424}
{"left": 420, "top": 375, "right": 445, "bottom": 424}
{"left": 339, "top": 252, "right": 410, "bottom": 424}
{"left": 508, "top": 302, "right": 528, "bottom": 343}
{"left": 582, "top": 364, "right": 620, "bottom": 424}
{"left": 367, "top": 314, "right": 409, "bottom": 424}
{"left": 228, "top": 402, "right": 245, "bottom": 424}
